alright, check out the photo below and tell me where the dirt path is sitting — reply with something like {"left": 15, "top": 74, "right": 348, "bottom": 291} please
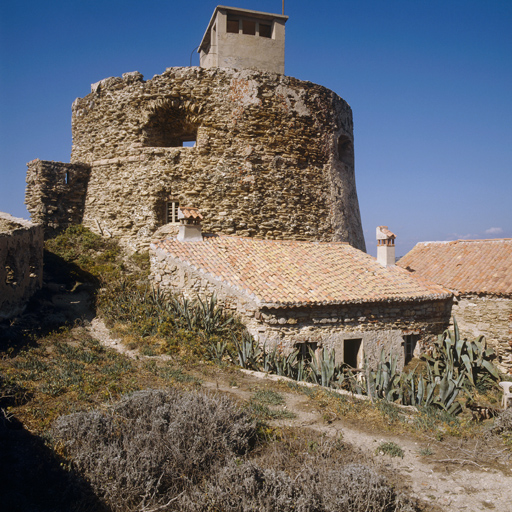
{"left": 87, "top": 318, "right": 512, "bottom": 512}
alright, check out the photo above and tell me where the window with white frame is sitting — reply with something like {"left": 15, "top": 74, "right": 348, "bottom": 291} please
{"left": 166, "top": 200, "right": 180, "bottom": 224}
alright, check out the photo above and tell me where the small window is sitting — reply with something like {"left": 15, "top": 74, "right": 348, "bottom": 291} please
{"left": 295, "top": 342, "right": 318, "bottom": 363}
{"left": 166, "top": 201, "right": 180, "bottom": 224}
{"left": 404, "top": 335, "right": 419, "bottom": 364}
{"left": 181, "top": 137, "right": 196, "bottom": 148}
{"left": 259, "top": 23, "right": 272, "bottom": 38}
{"left": 227, "top": 17, "right": 239, "bottom": 33}
{"left": 65, "top": 171, "right": 70, "bottom": 184}
{"left": 344, "top": 338, "right": 363, "bottom": 369}
{"left": 242, "top": 20, "right": 256, "bottom": 35}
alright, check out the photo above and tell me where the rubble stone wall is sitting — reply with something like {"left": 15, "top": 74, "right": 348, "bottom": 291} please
{"left": 451, "top": 295, "right": 512, "bottom": 374}
{"left": 150, "top": 247, "right": 452, "bottom": 369}
{"left": 67, "top": 67, "right": 365, "bottom": 251}
{"left": 0, "top": 213, "right": 43, "bottom": 320}
{"left": 25, "top": 159, "right": 91, "bottom": 236}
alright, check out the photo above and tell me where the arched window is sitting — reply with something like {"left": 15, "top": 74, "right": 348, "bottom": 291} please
{"left": 142, "top": 101, "right": 200, "bottom": 148}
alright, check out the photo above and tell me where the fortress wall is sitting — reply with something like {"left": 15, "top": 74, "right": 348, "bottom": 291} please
{"left": 70, "top": 67, "right": 365, "bottom": 251}
{"left": 25, "top": 159, "right": 91, "bottom": 236}
{"left": 0, "top": 213, "right": 43, "bottom": 321}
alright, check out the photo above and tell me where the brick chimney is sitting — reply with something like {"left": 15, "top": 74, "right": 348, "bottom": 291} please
{"left": 376, "top": 226, "right": 396, "bottom": 266}
{"left": 177, "top": 207, "right": 203, "bottom": 242}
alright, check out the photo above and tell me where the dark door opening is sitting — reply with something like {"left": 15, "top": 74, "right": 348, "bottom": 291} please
{"left": 344, "top": 338, "right": 362, "bottom": 368}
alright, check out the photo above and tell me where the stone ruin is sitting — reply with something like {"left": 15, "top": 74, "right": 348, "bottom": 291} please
{"left": 0, "top": 212, "right": 43, "bottom": 321}
{"left": 25, "top": 66, "right": 366, "bottom": 252}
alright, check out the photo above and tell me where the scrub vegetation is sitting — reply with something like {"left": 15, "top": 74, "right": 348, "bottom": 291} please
{"left": 1, "top": 226, "right": 510, "bottom": 511}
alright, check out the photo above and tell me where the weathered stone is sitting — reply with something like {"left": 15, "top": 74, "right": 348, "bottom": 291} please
{"left": 26, "top": 67, "right": 365, "bottom": 252}
{"left": 0, "top": 212, "right": 43, "bottom": 320}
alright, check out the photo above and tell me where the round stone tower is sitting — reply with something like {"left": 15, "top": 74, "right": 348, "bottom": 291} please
{"left": 70, "top": 66, "right": 365, "bottom": 251}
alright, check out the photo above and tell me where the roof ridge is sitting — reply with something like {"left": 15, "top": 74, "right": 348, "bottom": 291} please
{"left": 419, "top": 238, "right": 512, "bottom": 245}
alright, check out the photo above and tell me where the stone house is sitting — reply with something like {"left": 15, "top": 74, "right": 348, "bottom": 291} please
{"left": 150, "top": 218, "right": 452, "bottom": 369}
{"left": 398, "top": 239, "right": 512, "bottom": 373}
{"left": 25, "top": 6, "right": 365, "bottom": 253}
{"left": 0, "top": 212, "right": 43, "bottom": 321}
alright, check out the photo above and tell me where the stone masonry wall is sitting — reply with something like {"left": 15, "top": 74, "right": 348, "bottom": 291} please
{"left": 451, "top": 295, "right": 512, "bottom": 374}
{"left": 150, "top": 247, "right": 452, "bottom": 370}
{"left": 0, "top": 213, "right": 43, "bottom": 321}
{"left": 25, "top": 159, "right": 91, "bottom": 236}
{"left": 69, "top": 67, "right": 365, "bottom": 251}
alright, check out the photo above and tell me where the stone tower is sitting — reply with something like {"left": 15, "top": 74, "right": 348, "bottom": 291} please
{"left": 26, "top": 7, "right": 366, "bottom": 253}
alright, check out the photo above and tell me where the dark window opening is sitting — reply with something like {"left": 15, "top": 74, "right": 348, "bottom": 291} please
{"left": 337, "top": 135, "right": 354, "bottom": 167}
{"left": 404, "top": 334, "right": 419, "bottom": 364}
{"left": 29, "top": 252, "right": 39, "bottom": 280}
{"left": 141, "top": 103, "right": 200, "bottom": 148}
{"left": 259, "top": 23, "right": 272, "bottom": 38}
{"left": 227, "top": 17, "right": 239, "bottom": 33}
{"left": 295, "top": 342, "right": 318, "bottom": 363}
{"left": 166, "top": 200, "right": 180, "bottom": 224}
{"left": 65, "top": 171, "right": 70, "bottom": 184}
{"left": 5, "top": 264, "right": 16, "bottom": 286}
{"left": 242, "top": 20, "right": 256, "bottom": 35}
{"left": 344, "top": 338, "right": 362, "bottom": 369}
{"left": 4, "top": 252, "right": 18, "bottom": 286}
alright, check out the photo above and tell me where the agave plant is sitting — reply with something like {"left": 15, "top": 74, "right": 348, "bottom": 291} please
{"left": 309, "top": 347, "right": 338, "bottom": 388}
{"left": 422, "top": 318, "right": 499, "bottom": 387}
{"left": 233, "top": 332, "right": 262, "bottom": 370}
{"left": 365, "top": 349, "right": 402, "bottom": 402}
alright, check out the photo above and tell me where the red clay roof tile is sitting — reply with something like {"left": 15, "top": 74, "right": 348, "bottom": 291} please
{"left": 397, "top": 239, "right": 512, "bottom": 296}
{"left": 152, "top": 236, "right": 451, "bottom": 307}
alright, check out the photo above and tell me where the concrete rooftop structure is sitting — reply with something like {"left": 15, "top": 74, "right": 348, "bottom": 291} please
{"left": 198, "top": 5, "right": 288, "bottom": 74}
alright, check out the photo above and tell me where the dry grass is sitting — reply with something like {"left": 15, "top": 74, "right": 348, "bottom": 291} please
{"left": 0, "top": 327, "right": 201, "bottom": 433}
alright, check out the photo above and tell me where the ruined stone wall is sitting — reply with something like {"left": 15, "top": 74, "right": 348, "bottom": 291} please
{"left": 451, "top": 295, "right": 512, "bottom": 374}
{"left": 70, "top": 67, "right": 365, "bottom": 251}
{"left": 0, "top": 213, "right": 43, "bottom": 321}
{"left": 150, "top": 248, "right": 452, "bottom": 369}
{"left": 25, "top": 159, "right": 91, "bottom": 236}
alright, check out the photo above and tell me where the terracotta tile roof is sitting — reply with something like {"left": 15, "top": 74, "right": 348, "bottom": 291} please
{"left": 397, "top": 239, "right": 512, "bottom": 296}
{"left": 179, "top": 207, "right": 203, "bottom": 221}
{"left": 152, "top": 236, "right": 451, "bottom": 307}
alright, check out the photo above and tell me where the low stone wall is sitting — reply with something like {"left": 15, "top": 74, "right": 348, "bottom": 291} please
{"left": 25, "top": 159, "right": 91, "bottom": 235}
{"left": 150, "top": 246, "right": 452, "bottom": 369}
{"left": 451, "top": 295, "right": 512, "bottom": 374}
{"left": 0, "top": 213, "right": 43, "bottom": 321}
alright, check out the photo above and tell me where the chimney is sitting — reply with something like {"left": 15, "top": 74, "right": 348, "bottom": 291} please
{"left": 177, "top": 207, "right": 203, "bottom": 242}
{"left": 376, "top": 226, "right": 396, "bottom": 266}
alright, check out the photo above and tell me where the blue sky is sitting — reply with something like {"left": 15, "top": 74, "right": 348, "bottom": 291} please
{"left": 1, "top": 0, "right": 511, "bottom": 256}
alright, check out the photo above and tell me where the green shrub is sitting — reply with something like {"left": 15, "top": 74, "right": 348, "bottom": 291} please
{"left": 375, "top": 441, "right": 404, "bottom": 459}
